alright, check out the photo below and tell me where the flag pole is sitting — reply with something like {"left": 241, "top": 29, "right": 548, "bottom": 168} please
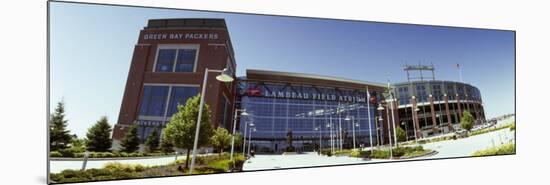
{"left": 457, "top": 63, "right": 463, "bottom": 82}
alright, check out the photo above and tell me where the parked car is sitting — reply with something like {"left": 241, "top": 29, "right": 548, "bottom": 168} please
{"left": 455, "top": 129, "right": 468, "bottom": 138}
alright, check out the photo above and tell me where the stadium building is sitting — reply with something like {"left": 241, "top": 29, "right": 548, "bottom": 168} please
{"left": 113, "top": 18, "right": 486, "bottom": 152}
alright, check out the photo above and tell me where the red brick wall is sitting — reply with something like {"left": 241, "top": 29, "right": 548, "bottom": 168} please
{"left": 113, "top": 28, "right": 236, "bottom": 140}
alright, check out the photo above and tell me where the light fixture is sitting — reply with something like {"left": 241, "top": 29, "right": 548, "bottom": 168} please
{"left": 215, "top": 68, "right": 234, "bottom": 82}
{"left": 377, "top": 104, "right": 384, "bottom": 111}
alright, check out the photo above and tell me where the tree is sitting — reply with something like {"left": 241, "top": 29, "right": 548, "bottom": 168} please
{"left": 86, "top": 116, "right": 113, "bottom": 152}
{"left": 460, "top": 111, "right": 475, "bottom": 132}
{"left": 120, "top": 125, "right": 140, "bottom": 153}
{"left": 210, "top": 127, "right": 231, "bottom": 155}
{"left": 396, "top": 127, "right": 406, "bottom": 142}
{"left": 233, "top": 132, "right": 243, "bottom": 150}
{"left": 159, "top": 133, "right": 174, "bottom": 153}
{"left": 70, "top": 134, "right": 86, "bottom": 152}
{"left": 50, "top": 100, "right": 72, "bottom": 151}
{"left": 286, "top": 130, "right": 294, "bottom": 152}
{"left": 163, "top": 95, "right": 213, "bottom": 169}
{"left": 145, "top": 128, "right": 160, "bottom": 152}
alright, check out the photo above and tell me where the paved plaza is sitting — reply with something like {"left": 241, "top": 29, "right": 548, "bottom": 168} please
{"left": 50, "top": 118, "right": 515, "bottom": 173}
{"left": 242, "top": 153, "right": 388, "bottom": 171}
{"left": 243, "top": 117, "right": 515, "bottom": 171}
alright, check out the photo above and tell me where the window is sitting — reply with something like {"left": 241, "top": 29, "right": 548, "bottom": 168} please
{"left": 139, "top": 86, "right": 169, "bottom": 116}
{"left": 457, "top": 85, "right": 465, "bottom": 99}
{"left": 432, "top": 84, "right": 442, "bottom": 101}
{"left": 154, "top": 45, "right": 199, "bottom": 72}
{"left": 398, "top": 86, "right": 409, "bottom": 105}
{"left": 155, "top": 49, "right": 177, "bottom": 72}
{"left": 175, "top": 49, "right": 197, "bottom": 72}
{"left": 219, "top": 96, "right": 231, "bottom": 128}
{"left": 416, "top": 84, "right": 427, "bottom": 102}
{"left": 446, "top": 84, "right": 455, "bottom": 100}
{"left": 138, "top": 85, "right": 199, "bottom": 118}
{"left": 167, "top": 86, "right": 199, "bottom": 115}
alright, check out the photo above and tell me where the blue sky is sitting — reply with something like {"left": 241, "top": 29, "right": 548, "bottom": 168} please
{"left": 50, "top": 2, "right": 515, "bottom": 137}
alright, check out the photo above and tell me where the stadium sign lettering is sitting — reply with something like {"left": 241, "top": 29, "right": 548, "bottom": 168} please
{"left": 263, "top": 90, "right": 366, "bottom": 103}
{"left": 143, "top": 33, "right": 219, "bottom": 40}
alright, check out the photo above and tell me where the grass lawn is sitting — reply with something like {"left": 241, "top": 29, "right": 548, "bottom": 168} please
{"left": 472, "top": 142, "right": 515, "bottom": 156}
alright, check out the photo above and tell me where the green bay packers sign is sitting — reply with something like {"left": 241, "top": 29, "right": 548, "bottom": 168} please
{"left": 143, "top": 32, "right": 219, "bottom": 40}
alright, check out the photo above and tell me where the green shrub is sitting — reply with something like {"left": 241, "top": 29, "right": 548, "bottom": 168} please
{"left": 285, "top": 146, "right": 295, "bottom": 152}
{"left": 371, "top": 149, "right": 390, "bottom": 159}
{"left": 320, "top": 149, "right": 333, "bottom": 156}
{"left": 349, "top": 150, "right": 360, "bottom": 157}
{"left": 86, "top": 168, "right": 112, "bottom": 177}
{"left": 134, "top": 164, "right": 146, "bottom": 172}
{"left": 207, "top": 159, "right": 231, "bottom": 171}
{"left": 472, "top": 142, "right": 515, "bottom": 156}
{"left": 50, "top": 151, "right": 63, "bottom": 157}
{"left": 105, "top": 152, "right": 115, "bottom": 158}
{"left": 58, "top": 147, "right": 84, "bottom": 157}
{"left": 368, "top": 146, "right": 427, "bottom": 159}
{"left": 49, "top": 172, "right": 64, "bottom": 182}
{"left": 333, "top": 149, "right": 352, "bottom": 156}
{"left": 103, "top": 162, "right": 149, "bottom": 173}
{"left": 73, "top": 153, "right": 85, "bottom": 158}
{"left": 392, "top": 147, "right": 406, "bottom": 156}
{"left": 88, "top": 152, "right": 98, "bottom": 158}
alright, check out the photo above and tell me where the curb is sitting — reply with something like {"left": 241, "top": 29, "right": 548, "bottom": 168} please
{"left": 397, "top": 150, "right": 439, "bottom": 160}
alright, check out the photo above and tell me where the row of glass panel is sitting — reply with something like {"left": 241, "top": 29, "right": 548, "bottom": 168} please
{"left": 396, "top": 82, "right": 482, "bottom": 105}
{"left": 239, "top": 97, "right": 377, "bottom": 139}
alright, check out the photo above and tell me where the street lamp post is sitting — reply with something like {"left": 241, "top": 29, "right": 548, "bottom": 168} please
{"left": 414, "top": 107, "right": 420, "bottom": 142}
{"left": 366, "top": 86, "right": 374, "bottom": 151}
{"left": 378, "top": 104, "right": 393, "bottom": 159}
{"left": 337, "top": 105, "right": 343, "bottom": 151}
{"left": 243, "top": 122, "right": 254, "bottom": 156}
{"left": 247, "top": 127, "right": 256, "bottom": 156}
{"left": 314, "top": 127, "right": 321, "bottom": 154}
{"left": 327, "top": 121, "right": 333, "bottom": 154}
{"left": 375, "top": 119, "right": 381, "bottom": 147}
{"left": 345, "top": 116, "right": 357, "bottom": 149}
{"left": 411, "top": 97, "right": 420, "bottom": 144}
{"left": 329, "top": 114, "right": 334, "bottom": 154}
{"left": 401, "top": 121, "right": 408, "bottom": 141}
{"left": 436, "top": 114, "right": 443, "bottom": 133}
{"left": 436, "top": 114, "right": 440, "bottom": 133}
{"left": 242, "top": 121, "right": 248, "bottom": 156}
{"left": 230, "top": 109, "right": 248, "bottom": 162}
{"left": 189, "top": 68, "right": 234, "bottom": 174}
{"left": 351, "top": 116, "right": 355, "bottom": 149}
{"left": 388, "top": 91, "right": 398, "bottom": 148}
